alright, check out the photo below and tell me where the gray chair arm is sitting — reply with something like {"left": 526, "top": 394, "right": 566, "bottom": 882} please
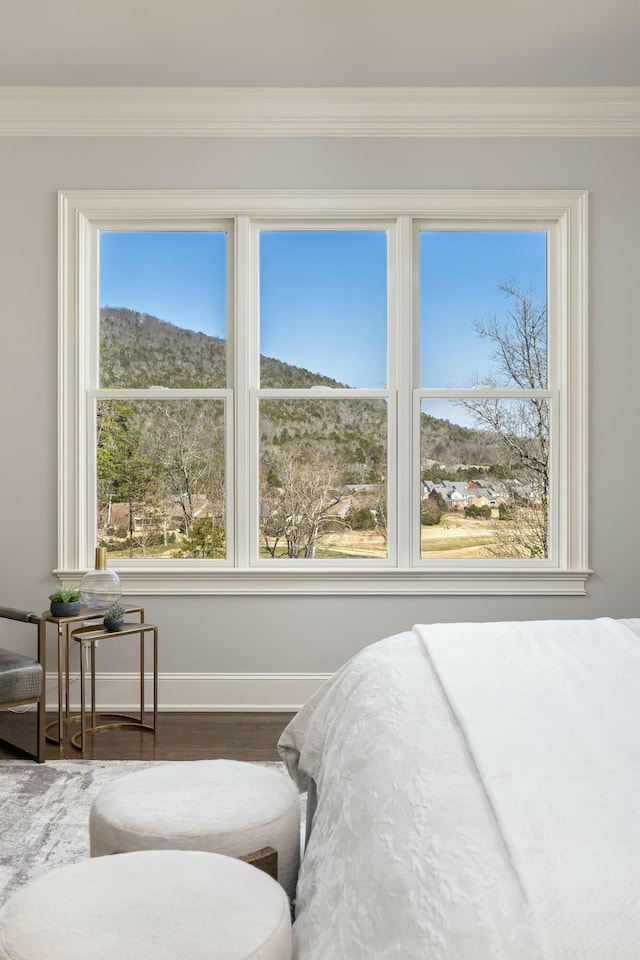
{"left": 0, "top": 607, "right": 42, "bottom": 625}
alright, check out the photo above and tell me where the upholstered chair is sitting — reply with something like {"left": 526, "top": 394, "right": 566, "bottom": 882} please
{"left": 0, "top": 607, "right": 46, "bottom": 763}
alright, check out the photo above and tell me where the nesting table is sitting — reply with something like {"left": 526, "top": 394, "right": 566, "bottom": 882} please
{"left": 70, "top": 619, "right": 158, "bottom": 752}
{"left": 43, "top": 606, "right": 158, "bottom": 752}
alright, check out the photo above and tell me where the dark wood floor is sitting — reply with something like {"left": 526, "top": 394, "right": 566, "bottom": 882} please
{"left": 0, "top": 711, "right": 296, "bottom": 762}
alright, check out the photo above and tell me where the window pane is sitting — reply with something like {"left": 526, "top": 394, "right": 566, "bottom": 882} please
{"left": 97, "top": 399, "right": 226, "bottom": 559}
{"left": 259, "top": 398, "right": 388, "bottom": 559}
{"left": 259, "top": 231, "right": 387, "bottom": 388}
{"left": 420, "top": 399, "right": 549, "bottom": 559}
{"left": 420, "top": 231, "right": 547, "bottom": 388}
{"left": 99, "top": 231, "right": 227, "bottom": 388}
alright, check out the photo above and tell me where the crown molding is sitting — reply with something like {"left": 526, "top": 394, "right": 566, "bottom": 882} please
{"left": 1, "top": 86, "right": 639, "bottom": 137}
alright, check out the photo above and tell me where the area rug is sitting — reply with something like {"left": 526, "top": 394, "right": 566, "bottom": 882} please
{"left": 0, "top": 759, "right": 298, "bottom": 907}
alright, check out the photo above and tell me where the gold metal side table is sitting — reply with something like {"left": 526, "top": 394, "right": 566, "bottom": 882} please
{"left": 42, "top": 606, "right": 144, "bottom": 744}
{"left": 70, "top": 620, "right": 158, "bottom": 753}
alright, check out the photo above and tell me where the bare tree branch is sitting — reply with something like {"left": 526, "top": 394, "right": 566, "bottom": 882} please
{"left": 259, "top": 451, "right": 348, "bottom": 558}
{"left": 454, "top": 281, "right": 549, "bottom": 557}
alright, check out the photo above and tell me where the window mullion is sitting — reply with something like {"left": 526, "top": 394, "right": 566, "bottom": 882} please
{"left": 77, "top": 216, "right": 99, "bottom": 570}
{"left": 395, "top": 216, "right": 414, "bottom": 568}
{"left": 234, "top": 216, "right": 254, "bottom": 567}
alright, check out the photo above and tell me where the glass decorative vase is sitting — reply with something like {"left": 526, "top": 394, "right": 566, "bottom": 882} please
{"left": 80, "top": 547, "right": 122, "bottom": 611}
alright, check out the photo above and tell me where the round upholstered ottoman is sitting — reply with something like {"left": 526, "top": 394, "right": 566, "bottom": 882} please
{"left": 90, "top": 760, "right": 300, "bottom": 901}
{"left": 0, "top": 849, "right": 291, "bottom": 960}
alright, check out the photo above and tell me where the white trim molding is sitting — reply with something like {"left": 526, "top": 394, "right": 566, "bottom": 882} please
{"left": 45, "top": 672, "right": 331, "bottom": 712}
{"left": 2, "top": 86, "right": 640, "bottom": 138}
{"left": 57, "top": 569, "right": 591, "bottom": 595}
{"left": 58, "top": 188, "right": 589, "bottom": 597}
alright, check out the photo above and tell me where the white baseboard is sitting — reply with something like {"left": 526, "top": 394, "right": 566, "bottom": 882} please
{"left": 45, "top": 672, "right": 331, "bottom": 712}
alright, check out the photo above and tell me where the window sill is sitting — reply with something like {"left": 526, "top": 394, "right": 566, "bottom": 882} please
{"left": 55, "top": 567, "right": 592, "bottom": 596}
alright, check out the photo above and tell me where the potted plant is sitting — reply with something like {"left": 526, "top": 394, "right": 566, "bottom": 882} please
{"left": 103, "top": 602, "right": 127, "bottom": 633}
{"left": 48, "top": 586, "right": 82, "bottom": 618}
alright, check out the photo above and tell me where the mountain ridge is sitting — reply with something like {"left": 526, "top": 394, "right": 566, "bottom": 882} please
{"left": 99, "top": 306, "right": 505, "bottom": 475}
{"left": 100, "top": 306, "right": 345, "bottom": 390}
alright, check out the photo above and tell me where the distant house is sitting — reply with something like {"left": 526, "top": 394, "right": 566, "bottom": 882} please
{"left": 421, "top": 479, "right": 507, "bottom": 512}
{"left": 99, "top": 494, "right": 220, "bottom": 538}
{"left": 510, "top": 484, "right": 544, "bottom": 508}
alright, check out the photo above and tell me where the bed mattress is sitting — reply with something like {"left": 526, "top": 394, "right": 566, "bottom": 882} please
{"left": 279, "top": 618, "right": 640, "bottom": 959}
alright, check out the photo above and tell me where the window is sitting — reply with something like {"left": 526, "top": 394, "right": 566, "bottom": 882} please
{"left": 58, "top": 190, "right": 588, "bottom": 595}
{"left": 419, "top": 229, "right": 550, "bottom": 560}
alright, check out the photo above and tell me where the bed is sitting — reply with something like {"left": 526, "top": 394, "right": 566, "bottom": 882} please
{"left": 278, "top": 617, "right": 640, "bottom": 959}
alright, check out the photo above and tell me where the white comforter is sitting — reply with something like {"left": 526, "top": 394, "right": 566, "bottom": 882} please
{"left": 278, "top": 618, "right": 640, "bottom": 960}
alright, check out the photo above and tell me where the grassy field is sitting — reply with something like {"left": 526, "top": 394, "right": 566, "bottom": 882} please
{"left": 318, "top": 515, "right": 499, "bottom": 559}
{"left": 103, "top": 514, "right": 500, "bottom": 560}
{"left": 278, "top": 513, "right": 502, "bottom": 560}
{"left": 419, "top": 515, "right": 497, "bottom": 558}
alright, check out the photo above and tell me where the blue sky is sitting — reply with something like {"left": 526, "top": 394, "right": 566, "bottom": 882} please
{"left": 100, "top": 228, "right": 546, "bottom": 391}
{"left": 100, "top": 231, "right": 228, "bottom": 337}
{"left": 420, "top": 230, "right": 546, "bottom": 388}
{"left": 259, "top": 231, "right": 387, "bottom": 387}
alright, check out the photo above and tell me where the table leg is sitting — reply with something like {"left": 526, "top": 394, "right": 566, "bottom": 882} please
{"left": 140, "top": 631, "right": 145, "bottom": 723}
{"left": 90, "top": 643, "right": 96, "bottom": 731}
{"left": 64, "top": 624, "right": 70, "bottom": 722}
{"left": 57, "top": 624, "right": 64, "bottom": 742}
{"left": 153, "top": 627, "right": 158, "bottom": 731}
{"left": 79, "top": 641, "right": 86, "bottom": 754}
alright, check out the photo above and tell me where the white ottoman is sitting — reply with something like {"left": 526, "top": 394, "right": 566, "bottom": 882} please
{"left": 0, "top": 850, "right": 291, "bottom": 960}
{"left": 90, "top": 760, "right": 301, "bottom": 901}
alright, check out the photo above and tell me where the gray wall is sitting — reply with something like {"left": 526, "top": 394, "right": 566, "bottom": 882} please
{"left": 2, "top": 0, "right": 639, "bottom": 86}
{"left": 1, "top": 135, "right": 639, "bottom": 683}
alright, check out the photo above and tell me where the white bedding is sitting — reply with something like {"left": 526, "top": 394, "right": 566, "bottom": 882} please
{"left": 278, "top": 618, "right": 640, "bottom": 960}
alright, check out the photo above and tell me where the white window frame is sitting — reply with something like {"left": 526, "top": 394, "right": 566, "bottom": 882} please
{"left": 58, "top": 189, "right": 589, "bottom": 595}
{"left": 248, "top": 218, "right": 397, "bottom": 569}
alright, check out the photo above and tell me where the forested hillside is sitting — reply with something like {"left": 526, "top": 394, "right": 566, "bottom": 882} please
{"left": 100, "top": 306, "right": 500, "bottom": 475}
{"left": 101, "top": 307, "right": 342, "bottom": 389}
{"left": 97, "top": 307, "right": 544, "bottom": 559}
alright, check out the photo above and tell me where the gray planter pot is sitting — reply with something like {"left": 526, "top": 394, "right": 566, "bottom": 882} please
{"left": 49, "top": 600, "right": 81, "bottom": 618}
